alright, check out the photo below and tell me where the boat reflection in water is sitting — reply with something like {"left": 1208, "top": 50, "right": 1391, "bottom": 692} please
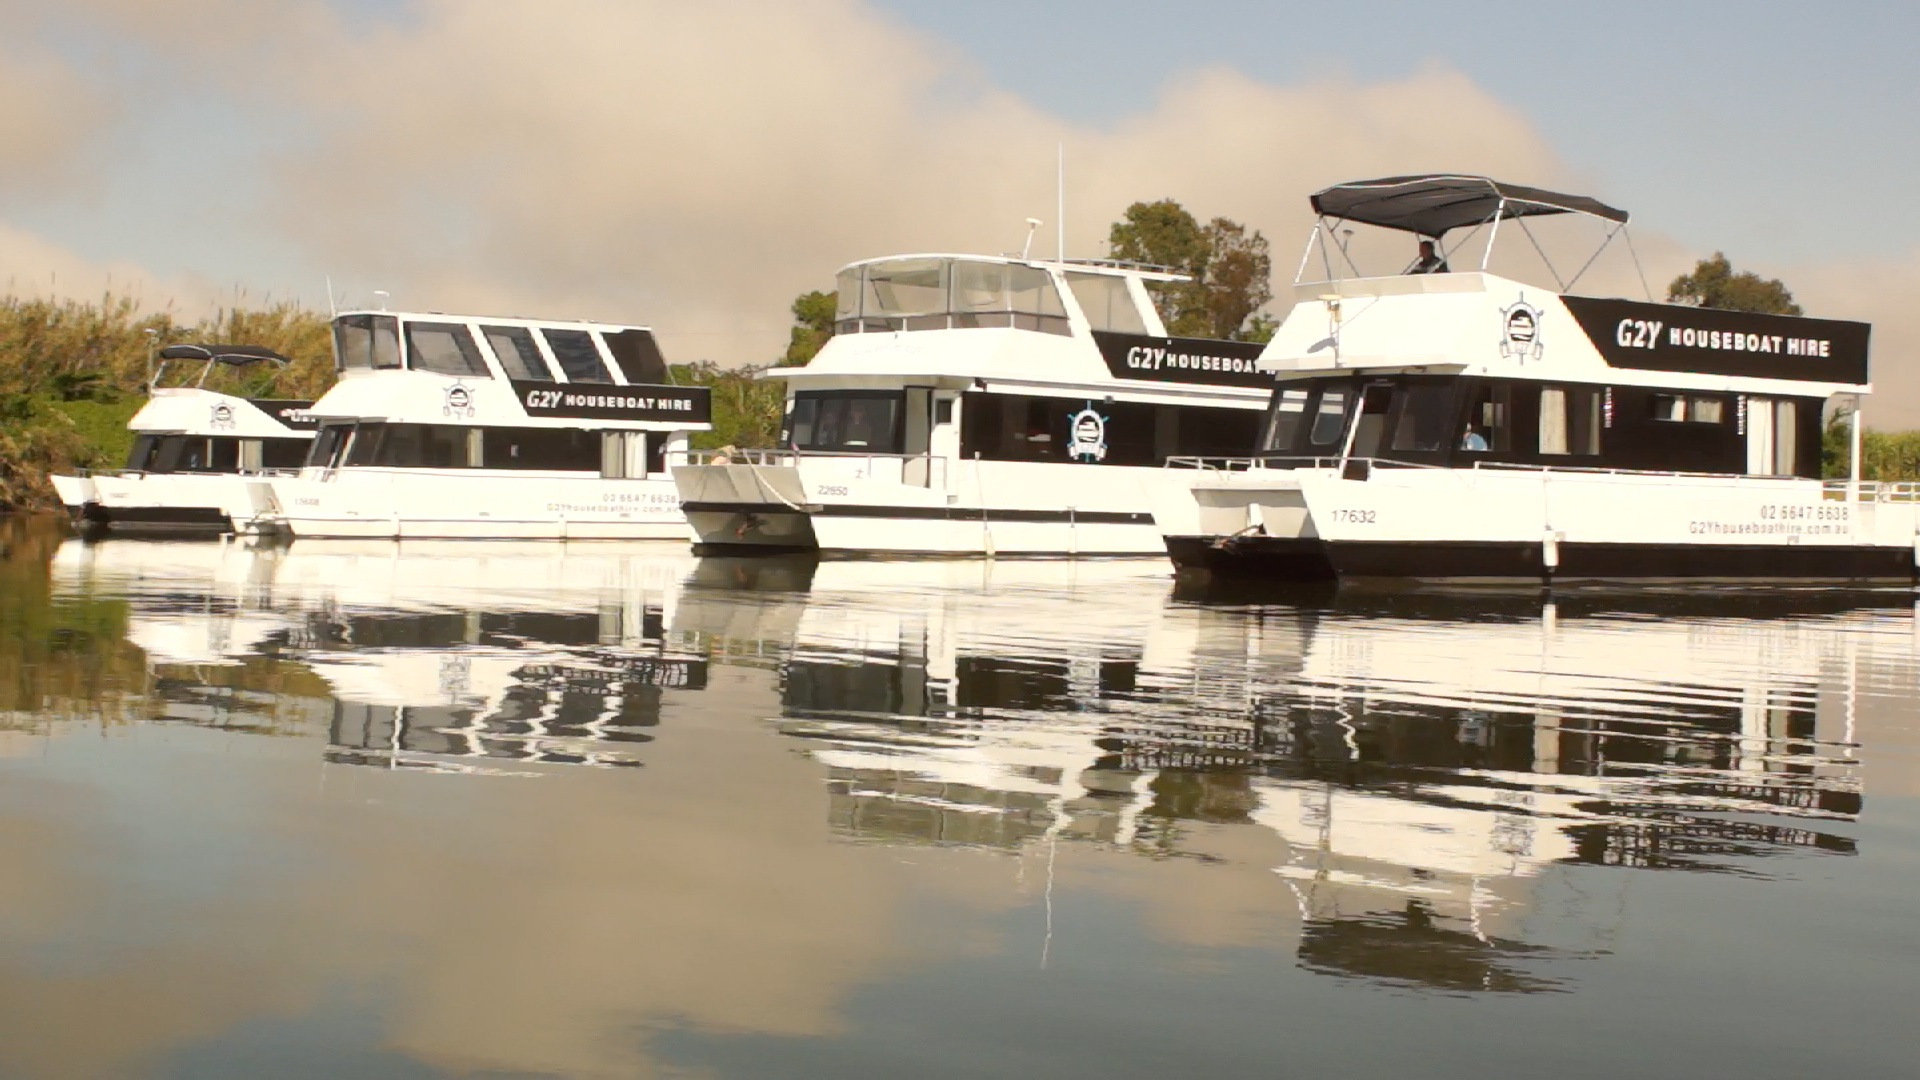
{"left": 50, "top": 537, "right": 707, "bottom": 773}
{"left": 40, "top": 537, "right": 1909, "bottom": 999}
{"left": 756, "top": 566, "right": 1894, "bottom": 992}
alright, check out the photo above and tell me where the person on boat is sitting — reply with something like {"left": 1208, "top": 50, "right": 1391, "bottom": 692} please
{"left": 1460, "top": 426, "right": 1489, "bottom": 451}
{"left": 1410, "top": 238, "right": 1450, "bottom": 275}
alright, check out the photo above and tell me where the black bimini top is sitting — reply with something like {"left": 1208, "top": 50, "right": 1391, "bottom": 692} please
{"left": 1311, "top": 175, "right": 1630, "bottom": 237}
{"left": 157, "top": 343, "right": 293, "bottom": 365}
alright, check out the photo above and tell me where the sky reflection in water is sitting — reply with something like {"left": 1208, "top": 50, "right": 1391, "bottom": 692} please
{"left": 2, "top": 514, "right": 1917, "bottom": 1078}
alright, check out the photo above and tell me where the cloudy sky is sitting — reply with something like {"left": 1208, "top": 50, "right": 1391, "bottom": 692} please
{"left": 6, "top": 0, "right": 1918, "bottom": 419}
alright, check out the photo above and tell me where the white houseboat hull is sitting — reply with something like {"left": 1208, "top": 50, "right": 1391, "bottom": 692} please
{"left": 676, "top": 456, "right": 1183, "bottom": 556}
{"left": 257, "top": 469, "right": 688, "bottom": 540}
{"left": 71, "top": 472, "right": 269, "bottom": 534}
{"left": 1161, "top": 466, "right": 1920, "bottom": 583}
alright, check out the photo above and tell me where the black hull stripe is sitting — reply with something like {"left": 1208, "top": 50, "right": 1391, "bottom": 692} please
{"left": 79, "top": 505, "right": 232, "bottom": 533}
{"left": 1167, "top": 536, "right": 1919, "bottom": 582}
{"left": 681, "top": 501, "right": 1152, "bottom": 525}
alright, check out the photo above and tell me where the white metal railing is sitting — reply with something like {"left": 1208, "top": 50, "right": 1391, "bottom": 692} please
{"left": 87, "top": 466, "right": 303, "bottom": 479}
{"left": 685, "top": 448, "right": 948, "bottom": 489}
{"left": 1164, "top": 455, "right": 1343, "bottom": 472}
{"left": 1823, "top": 479, "right": 1920, "bottom": 503}
{"left": 1164, "top": 455, "right": 1444, "bottom": 472}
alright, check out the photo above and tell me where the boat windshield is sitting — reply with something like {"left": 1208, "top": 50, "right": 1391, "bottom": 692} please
{"left": 834, "top": 259, "right": 1068, "bottom": 336}
{"left": 334, "top": 314, "right": 401, "bottom": 372}
{"left": 783, "top": 390, "right": 905, "bottom": 454}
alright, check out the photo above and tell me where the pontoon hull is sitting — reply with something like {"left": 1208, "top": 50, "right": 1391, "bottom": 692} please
{"left": 63, "top": 472, "right": 267, "bottom": 536}
{"left": 1169, "top": 535, "right": 1914, "bottom": 583}
{"left": 675, "top": 459, "right": 1188, "bottom": 557}
{"left": 1163, "top": 469, "right": 1920, "bottom": 584}
{"left": 261, "top": 469, "right": 688, "bottom": 541}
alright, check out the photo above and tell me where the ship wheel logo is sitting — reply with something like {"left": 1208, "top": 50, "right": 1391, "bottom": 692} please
{"left": 443, "top": 383, "right": 476, "bottom": 418}
{"left": 1066, "top": 403, "right": 1108, "bottom": 463}
{"left": 209, "top": 403, "right": 236, "bottom": 430}
{"left": 1499, "top": 294, "right": 1545, "bottom": 363}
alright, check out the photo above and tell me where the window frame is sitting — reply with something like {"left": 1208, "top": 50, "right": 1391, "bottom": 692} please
{"left": 404, "top": 321, "right": 493, "bottom": 378}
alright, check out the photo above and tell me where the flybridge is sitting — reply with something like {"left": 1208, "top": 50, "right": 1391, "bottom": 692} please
{"left": 324, "top": 309, "right": 713, "bottom": 429}
{"left": 1273, "top": 175, "right": 1872, "bottom": 394}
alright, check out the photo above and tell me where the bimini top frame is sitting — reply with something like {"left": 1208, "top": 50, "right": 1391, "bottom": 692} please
{"left": 1298, "top": 174, "right": 1649, "bottom": 296}
{"left": 150, "top": 343, "right": 292, "bottom": 392}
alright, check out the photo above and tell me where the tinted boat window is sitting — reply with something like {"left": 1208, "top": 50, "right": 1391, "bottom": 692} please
{"left": 482, "top": 325, "right": 551, "bottom": 381}
{"left": 308, "top": 423, "right": 352, "bottom": 468}
{"left": 126, "top": 435, "right": 158, "bottom": 471}
{"left": 344, "top": 424, "right": 385, "bottom": 466}
{"left": 333, "top": 314, "right": 400, "bottom": 371}
{"left": 1539, "top": 386, "right": 1603, "bottom": 456}
{"left": 482, "top": 427, "right": 599, "bottom": 470}
{"left": 840, "top": 259, "right": 1071, "bottom": 336}
{"left": 406, "top": 322, "right": 491, "bottom": 378}
{"left": 1308, "top": 389, "right": 1350, "bottom": 447}
{"left": 602, "top": 329, "right": 668, "bottom": 385}
{"left": 543, "top": 329, "right": 612, "bottom": 383}
{"left": 1261, "top": 388, "right": 1310, "bottom": 453}
{"left": 1390, "top": 383, "right": 1456, "bottom": 453}
{"left": 261, "top": 438, "right": 309, "bottom": 470}
{"left": 1063, "top": 272, "right": 1148, "bottom": 334}
{"left": 788, "top": 391, "right": 904, "bottom": 453}
{"left": 1462, "top": 384, "right": 1511, "bottom": 452}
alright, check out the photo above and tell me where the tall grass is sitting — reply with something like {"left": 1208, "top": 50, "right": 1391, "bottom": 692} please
{"left": 1823, "top": 416, "right": 1920, "bottom": 482}
{"left": 0, "top": 291, "right": 334, "bottom": 509}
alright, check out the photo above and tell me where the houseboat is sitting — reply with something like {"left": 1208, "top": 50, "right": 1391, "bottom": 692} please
{"left": 671, "top": 253, "right": 1274, "bottom": 556}
{"left": 1153, "top": 174, "right": 1911, "bottom": 583}
{"left": 241, "top": 310, "right": 711, "bottom": 539}
{"left": 49, "top": 343, "right": 315, "bottom": 534}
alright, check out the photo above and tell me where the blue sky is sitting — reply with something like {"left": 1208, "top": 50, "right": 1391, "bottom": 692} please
{"left": 876, "top": 0, "right": 1920, "bottom": 263}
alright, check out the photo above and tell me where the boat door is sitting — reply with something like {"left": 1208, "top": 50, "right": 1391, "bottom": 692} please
{"left": 903, "top": 386, "right": 936, "bottom": 487}
{"left": 1744, "top": 397, "right": 1799, "bottom": 476}
{"left": 1341, "top": 381, "right": 1395, "bottom": 479}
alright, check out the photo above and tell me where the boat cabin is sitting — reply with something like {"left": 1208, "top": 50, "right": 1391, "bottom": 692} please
{"left": 123, "top": 344, "right": 315, "bottom": 475}
{"left": 1248, "top": 175, "right": 1870, "bottom": 479}
{"left": 775, "top": 254, "right": 1275, "bottom": 472}
{"left": 304, "top": 310, "right": 711, "bottom": 479}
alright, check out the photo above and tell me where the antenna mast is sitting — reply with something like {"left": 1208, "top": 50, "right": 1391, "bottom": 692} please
{"left": 1056, "top": 143, "right": 1065, "bottom": 262}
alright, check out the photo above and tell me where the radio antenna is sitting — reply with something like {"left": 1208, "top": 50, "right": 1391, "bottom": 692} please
{"left": 1021, "top": 218, "right": 1042, "bottom": 261}
{"left": 1056, "top": 143, "right": 1066, "bottom": 262}
{"left": 324, "top": 275, "right": 337, "bottom": 317}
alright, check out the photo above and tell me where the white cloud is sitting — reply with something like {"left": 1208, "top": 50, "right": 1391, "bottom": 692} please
{"left": 0, "top": 222, "right": 222, "bottom": 314}
{"left": 10, "top": 0, "right": 1920, "bottom": 423}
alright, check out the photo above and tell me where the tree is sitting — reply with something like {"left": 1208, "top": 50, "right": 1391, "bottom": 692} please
{"left": 1107, "top": 200, "right": 1274, "bottom": 340}
{"left": 781, "top": 289, "right": 836, "bottom": 367}
{"left": 1666, "top": 252, "right": 1802, "bottom": 315}
{"left": 672, "top": 360, "right": 785, "bottom": 450}
{"left": 1197, "top": 217, "right": 1274, "bottom": 340}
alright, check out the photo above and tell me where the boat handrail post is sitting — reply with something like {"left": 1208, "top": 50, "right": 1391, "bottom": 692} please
{"left": 1481, "top": 199, "right": 1507, "bottom": 272}
{"left": 1849, "top": 396, "right": 1863, "bottom": 503}
{"left": 1295, "top": 221, "right": 1322, "bottom": 285}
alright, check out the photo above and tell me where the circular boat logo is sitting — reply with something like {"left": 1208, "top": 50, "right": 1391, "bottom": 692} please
{"left": 209, "top": 403, "right": 235, "bottom": 430}
{"left": 1066, "top": 404, "right": 1108, "bottom": 463}
{"left": 443, "top": 384, "right": 476, "bottom": 418}
{"left": 1499, "top": 294, "right": 1545, "bottom": 363}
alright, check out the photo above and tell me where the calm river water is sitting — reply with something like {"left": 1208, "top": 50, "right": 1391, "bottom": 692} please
{"left": 2, "top": 513, "right": 1918, "bottom": 1078}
